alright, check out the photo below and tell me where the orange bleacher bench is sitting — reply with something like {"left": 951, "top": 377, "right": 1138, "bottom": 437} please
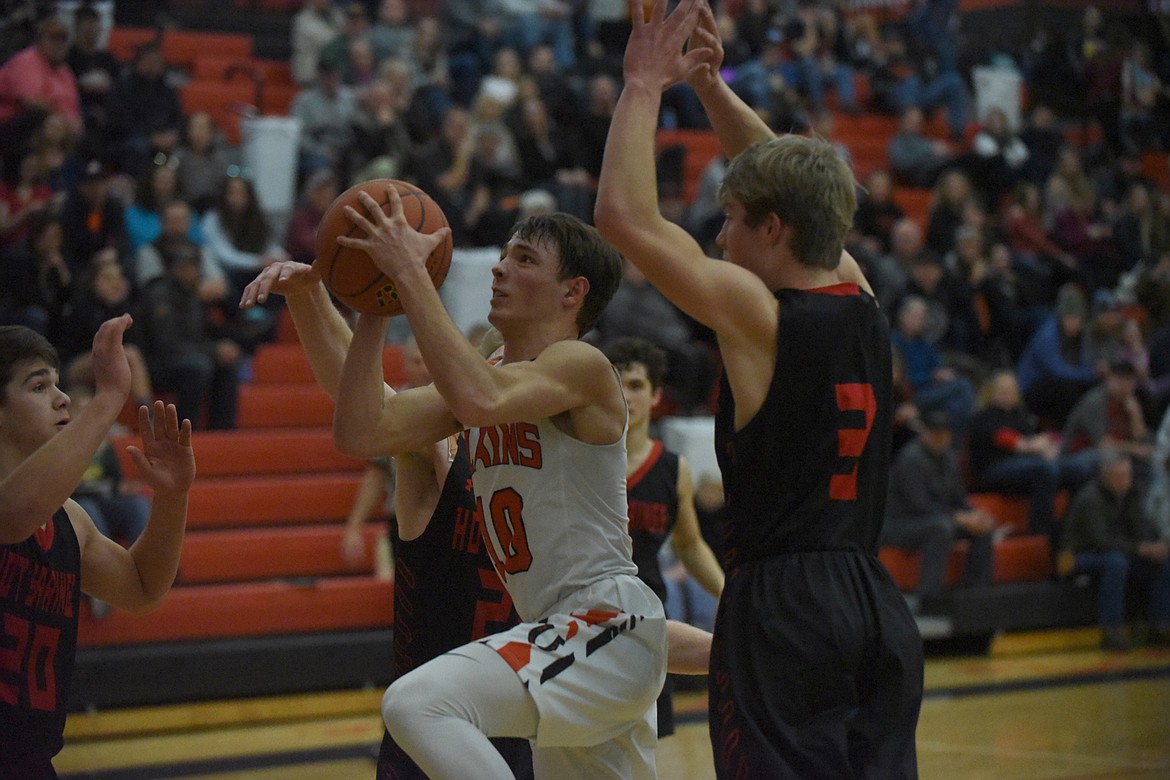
{"left": 177, "top": 525, "right": 383, "bottom": 584}
{"left": 250, "top": 343, "right": 406, "bottom": 386}
{"left": 114, "top": 428, "right": 364, "bottom": 478}
{"left": 187, "top": 473, "right": 362, "bottom": 527}
{"left": 236, "top": 384, "right": 335, "bottom": 428}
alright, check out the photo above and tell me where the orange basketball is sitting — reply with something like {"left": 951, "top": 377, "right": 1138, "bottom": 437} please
{"left": 313, "top": 179, "right": 453, "bottom": 315}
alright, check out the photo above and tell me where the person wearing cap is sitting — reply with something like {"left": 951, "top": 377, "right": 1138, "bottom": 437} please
{"left": 57, "top": 158, "right": 130, "bottom": 277}
{"left": 0, "top": 15, "right": 83, "bottom": 160}
{"left": 883, "top": 408, "right": 997, "bottom": 613}
{"left": 1016, "top": 282, "right": 1098, "bottom": 427}
{"left": 1063, "top": 357, "right": 1155, "bottom": 484}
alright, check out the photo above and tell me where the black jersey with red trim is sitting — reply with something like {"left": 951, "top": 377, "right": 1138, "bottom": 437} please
{"left": 379, "top": 438, "right": 532, "bottom": 780}
{"left": 0, "top": 507, "right": 81, "bottom": 763}
{"left": 714, "top": 284, "right": 893, "bottom": 565}
{"left": 390, "top": 438, "right": 519, "bottom": 677}
{"left": 626, "top": 440, "right": 679, "bottom": 606}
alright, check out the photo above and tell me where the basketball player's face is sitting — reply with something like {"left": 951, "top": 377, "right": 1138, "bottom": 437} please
{"left": 489, "top": 236, "right": 565, "bottom": 329}
{"left": 716, "top": 198, "right": 766, "bottom": 273}
{"left": 0, "top": 360, "right": 70, "bottom": 456}
{"left": 618, "top": 364, "right": 658, "bottom": 430}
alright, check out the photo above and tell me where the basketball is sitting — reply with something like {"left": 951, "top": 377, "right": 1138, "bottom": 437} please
{"left": 313, "top": 179, "right": 453, "bottom": 315}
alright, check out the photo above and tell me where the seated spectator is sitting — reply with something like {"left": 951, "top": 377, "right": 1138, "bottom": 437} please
{"left": 1001, "top": 181, "right": 1078, "bottom": 294}
{"left": 125, "top": 156, "right": 200, "bottom": 254}
{"left": 404, "top": 105, "right": 482, "bottom": 246}
{"left": 1063, "top": 358, "right": 1155, "bottom": 483}
{"left": 107, "top": 41, "right": 184, "bottom": 178}
{"left": 0, "top": 15, "right": 82, "bottom": 171}
{"left": 968, "top": 106, "right": 1029, "bottom": 205}
{"left": 346, "top": 76, "right": 413, "bottom": 184}
{"left": 0, "top": 211, "right": 71, "bottom": 337}
{"left": 0, "top": 147, "right": 53, "bottom": 251}
{"left": 1146, "top": 405, "right": 1170, "bottom": 541}
{"left": 59, "top": 248, "right": 153, "bottom": 408}
{"left": 58, "top": 158, "right": 128, "bottom": 276}
{"left": 890, "top": 295, "right": 976, "bottom": 434}
{"left": 285, "top": 168, "right": 339, "bottom": 265}
{"left": 969, "top": 370, "right": 1097, "bottom": 537}
{"left": 317, "top": 2, "right": 373, "bottom": 86}
{"left": 30, "top": 109, "right": 83, "bottom": 194}
{"left": 883, "top": 409, "right": 997, "bottom": 613}
{"left": 510, "top": 93, "right": 592, "bottom": 222}
{"left": 1017, "top": 104, "right": 1065, "bottom": 188}
{"left": 1048, "top": 182, "right": 1119, "bottom": 292}
{"left": 1057, "top": 447, "right": 1170, "bottom": 651}
{"left": 370, "top": 0, "right": 415, "bottom": 59}
{"left": 1119, "top": 40, "right": 1167, "bottom": 155}
{"left": 201, "top": 175, "right": 290, "bottom": 303}
{"left": 1016, "top": 283, "right": 1098, "bottom": 427}
{"left": 291, "top": 59, "right": 357, "bottom": 180}
{"left": 884, "top": 0, "right": 969, "bottom": 140}
{"left": 174, "top": 112, "right": 238, "bottom": 215}
{"left": 498, "top": 0, "right": 576, "bottom": 71}
{"left": 1112, "top": 182, "right": 1169, "bottom": 276}
{"left": 139, "top": 239, "right": 242, "bottom": 430}
{"left": 899, "top": 250, "right": 981, "bottom": 357}
{"left": 978, "top": 242, "right": 1050, "bottom": 364}
{"left": 925, "top": 169, "right": 974, "bottom": 259}
{"left": 66, "top": 2, "right": 120, "bottom": 156}
{"left": 888, "top": 106, "right": 957, "bottom": 187}
{"left": 869, "top": 217, "right": 922, "bottom": 312}
{"left": 136, "top": 199, "right": 227, "bottom": 305}
{"left": 291, "top": 0, "right": 345, "bottom": 88}
{"left": 853, "top": 168, "right": 904, "bottom": 256}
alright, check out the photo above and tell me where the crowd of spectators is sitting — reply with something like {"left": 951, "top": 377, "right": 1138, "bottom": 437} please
{"left": 1, "top": 0, "right": 1170, "bottom": 641}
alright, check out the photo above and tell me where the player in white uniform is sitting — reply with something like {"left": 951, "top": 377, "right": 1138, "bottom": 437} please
{"left": 330, "top": 194, "right": 667, "bottom": 780}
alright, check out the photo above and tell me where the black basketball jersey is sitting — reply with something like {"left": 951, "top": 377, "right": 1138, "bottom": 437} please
{"left": 0, "top": 507, "right": 81, "bottom": 763}
{"left": 391, "top": 438, "right": 519, "bottom": 677}
{"left": 714, "top": 284, "right": 893, "bottom": 566}
{"left": 627, "top": 441, "right": 679, "bottom": 606}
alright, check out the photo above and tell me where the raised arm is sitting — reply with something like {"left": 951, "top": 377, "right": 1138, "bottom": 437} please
{"left": 0, "top": 316, "right": 131, "bottom": 543}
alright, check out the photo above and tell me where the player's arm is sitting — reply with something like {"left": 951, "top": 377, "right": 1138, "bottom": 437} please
{"left": 670, "top": 456, "right": 724, "bottom": 599}
{"left": 75, "top": 401, "right": 195, "bottom": 613}
{"left": 0, "top": 316, "right": 131, "bottom": 543}
{"left": 666, "top": 618, "right": 712, "bottom": 675}
{"left": 334, "top": 313, "right": 462, "bottom": 459}
{"left": 595, "top": 0, "right": 777, "bottom": 342}
{"left": 393, "top": 439, "right": 452, "bottom": 541}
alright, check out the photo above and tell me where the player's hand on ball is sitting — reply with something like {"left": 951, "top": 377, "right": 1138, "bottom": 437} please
{"left": 338, "top": 185, "right": 451, "bottom": 281}
{"left": 240, "top": 261, "right": 321, "bottom": 308}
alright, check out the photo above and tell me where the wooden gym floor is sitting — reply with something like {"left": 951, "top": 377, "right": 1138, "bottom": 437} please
{"left": 57, "top": 629, "right": 1170, "bottom": 779}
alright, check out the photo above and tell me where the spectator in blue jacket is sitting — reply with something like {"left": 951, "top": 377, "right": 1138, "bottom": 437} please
{"left": 1016, "top": 283, "right": 1098, "bottom": 426}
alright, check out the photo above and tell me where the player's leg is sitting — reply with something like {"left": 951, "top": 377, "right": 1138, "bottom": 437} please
{"left": 382, "top": 641, "right": 537, "bottom": 780}
{"left": 532, "top": 706, "right": 658, "bottom": 780}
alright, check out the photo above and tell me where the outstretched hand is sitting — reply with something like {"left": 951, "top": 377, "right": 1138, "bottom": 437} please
{"left": 126, "top": 401, "right": 196, "bottom": 496}
{"left": 90, "top": 314, "right": 133, "bottom": 404}
{"left": 684, "top": 0, "right": 724, "bottom": 92}
{"left": 624, "top": 0, "right": 711, "bottom": 92}
{"left": 336, "top": 185, "right": 450, "bottom": 283}
{"left": 239, "top": 260, "right": 321, "bottom": 309}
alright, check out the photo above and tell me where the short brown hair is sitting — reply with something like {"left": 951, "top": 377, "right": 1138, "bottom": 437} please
{"left": 0, "top": 326, "right": 58, "bottom": 403}
{"left": 719, "top": 135, "right": 856, "bottom": 270}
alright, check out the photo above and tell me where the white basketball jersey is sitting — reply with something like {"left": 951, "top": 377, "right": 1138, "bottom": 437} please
{"left": 464, "top": 414, "right": 638, "bottom": 622}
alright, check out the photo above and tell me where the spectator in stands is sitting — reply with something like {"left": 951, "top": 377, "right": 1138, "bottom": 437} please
{"left": 290, "top": 59, "right": 356, "bottom": 180}
{"left": 291, "top": 0, "right": 345, "bottom": 87}
{"left": 900, "top": 248, "right": 981, "bottom": 357}
{"left": 885, "top": 0, "right": 969, "bottom": 141}
{"left": 869, "top": 217, "right": 922, "bottom": 312}
{"left": 1119, "top": 39, "right": 1166, "bottom": 155}
{"left": 925, "top": 169, "right": 974, "bottom": 259}
{"left": 60, "top": 248, "right": 152, "bottom": 409}
{"left": 347, "top": 76, "right": 413, "bottom": 184}
{"left": 978, "top": 242, "right": 1050, "bottom": 363}
{"left": 66, "top": 2, "right": 120, "bottom": 156}
{"left": 440, "top": 0, "right": 508, "bottom": 105}
{"left": 201, "top": 175, "right": 290, "bottom": 306}
{"left": 107, "top": 40, "right": 184, "bottom": 178}
{"left": 968, "top": 106, "right": 1029, "bottom": 205}
{"left": 136, "top": 199, "right": 227, "bottom": 307}
{"left": 30, "top": 109, "right": 83, "bottom": 194}
{"left": 0, "top": 15, "right": 82, "bottom": 171}
{"left": 1017, "top": 104, "right": 1065, "bottom": 189}
{"left": 0, "top": 147, "right": 53, "bottom": 252}
{"left": 969, "top": 370, "right": 1096, "bottom": 538}
{"left": 1112, "top": 182, "right": 1169, "bottom": 277}
{"left": 370, "top": 0, "right": 416, "bottom": 61}
{"left": 511, "top": 93, "right": 592, "bottom": 222}
{"left": 0, "top": 211, "right": 71, "bottom": 338}
{"left": 594, "top": 260, "right": 716, "bottom": 417}
{"left": 1016, "top": 282, "right": 1098, "bottom": 426}
{"left": 125, "top": 155, "right": 199, "bottom": 253}
{"left": 888, "top": 106, "right": 956, "bottom": 188}
{"left": 174, "top": 111, "right": 238, "bottom": 216}
{"left": 139, "top": 238, "right": 242, "bottom": 430}
{"left": 285, "top": 168, "right": 338, "bottom": 265}
{"left": 1001, "top": 181, "right": 1078, "bottom": 294}
{"left": 1145, "top": 405, "right": 1170, "bottom": 542}
{"left": 396, "top": 14, "right": 453, "bottom": 132}
{"left": 1057, "top": 447, "right": 1170, "bottom": 651}
{"left": 1048, "top": 177, "right": 1119, "bottom": 292}
{"left": 58, "top": 158, "right": 128, "bottom": 276}
{"left": 854, "top": 168, "right": 905, "bottom": 256}
{"left": 1063, "top": 358, "right": 1154, "bottom": 483}
{"left": 317, "top": 1, "right": 372, "bottom": 86}
{"left": 404, "top": 105, "right": 482, "bottom": 246}
{"left": 890, "top": 295, "right": 976, "bottom": 435}
{"left": 883, "top": 409, "right": 997, "bottom": 613}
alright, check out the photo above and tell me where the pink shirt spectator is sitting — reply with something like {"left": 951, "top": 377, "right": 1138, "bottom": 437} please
{"left": 0, "top": 45, "right": 82, "bottom": 130}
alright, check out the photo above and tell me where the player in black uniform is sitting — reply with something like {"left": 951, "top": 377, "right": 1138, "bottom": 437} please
{"left": 603, "top": 336, "right": 723, "bottom": 737}
{"left": 596, "top": 2, "right": 923, "bottom": 777}
{"left": 240, "top": 262, "right": 533, "bottom": 780}
{"left": 0, "top": 317, "right": 195, "bottom": 778}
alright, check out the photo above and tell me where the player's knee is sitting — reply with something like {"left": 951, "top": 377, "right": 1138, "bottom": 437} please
{"left": 382, "top": 672, "right": 430, "bottom": 736}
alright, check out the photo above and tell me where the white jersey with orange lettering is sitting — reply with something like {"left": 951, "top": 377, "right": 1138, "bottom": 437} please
{"left": 464, "top": 414, "right": 643, "bottom": 622}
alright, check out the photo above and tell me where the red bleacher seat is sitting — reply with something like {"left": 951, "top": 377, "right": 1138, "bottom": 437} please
{"left": 656, "top": 129, "right": 723, "bottom": 205}
{"left": 162, "top": 30, "right": 253, "bottom": 73}
{"left": 105, "top": 26, "right": 157, "bottom": 62}
{"left": 179, "top": 79, "right": 258, "bottom": 145}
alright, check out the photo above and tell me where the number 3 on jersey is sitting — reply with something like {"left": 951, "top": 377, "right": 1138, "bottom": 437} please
{"left": 830, "top": 383, "right": 876, "bottom": 501}
{"left": 476, "top": 488, "right": 533, "bottom": 580}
